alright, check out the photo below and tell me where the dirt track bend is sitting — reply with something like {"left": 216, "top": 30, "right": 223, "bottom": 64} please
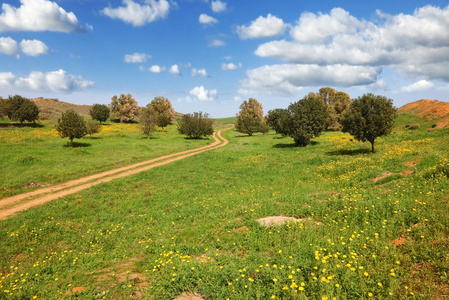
{"left": 0, "top": 127, "right": 231, "bottom": 220}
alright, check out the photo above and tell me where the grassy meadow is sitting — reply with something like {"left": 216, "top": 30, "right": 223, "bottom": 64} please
{"left": 0, "top": 116, "right": 448, "bottom": 299}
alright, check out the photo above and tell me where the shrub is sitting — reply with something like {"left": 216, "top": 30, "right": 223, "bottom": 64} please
{"left": 56, "top": 110, "right": 87, "bottom": 147}
{"left": 86, "top": 120, "right": 101, "bottom": 136}
{"left": 140, "top": 107, "right": 157, "bottom": 139}
{"left": 89, "top": 104, "right": 110, "bottom": 123}
{"left": 178, "top": 112, "right": 214, "bottom": 139}
{"left": 409, "top": 124, "right": 420, "bottom": 130}
{"left": 4, "top": 95, "right": 39, "bottom": 124}
{"left": 431, "top": 124, "right": 437, "bottom": 128}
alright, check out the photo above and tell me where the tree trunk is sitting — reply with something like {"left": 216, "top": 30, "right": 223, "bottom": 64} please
{"left": 370, "top": 140, "right": 375, "bottom": 153}
{"left": 69, "top": 138, "right": 74, "bottom": 147}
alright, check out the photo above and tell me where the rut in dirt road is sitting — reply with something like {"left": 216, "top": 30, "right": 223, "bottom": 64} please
{"left": 0, "top": 128, "right": 231, "bottom": 220}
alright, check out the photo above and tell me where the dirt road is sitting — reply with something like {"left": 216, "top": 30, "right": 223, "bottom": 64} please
{"left": 0, "top": 128, "right": 230, "bottom": 220}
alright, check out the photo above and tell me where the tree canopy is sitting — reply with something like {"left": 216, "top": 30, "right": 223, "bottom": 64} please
{"left": 235, "top": 98, "right": 266, "bottom": 136}
{"left": 148, "top": 96, "right": 175, "bottom": 128}
{"left": 55, "top": 109, "right": 87, "bottom": 147}
{"left": 140, "top": 106, "right": 158, "bottom": 139}
{"left": 90, "top": 104, "right": 110, "bottom": 123}
{"left": 177, "top": 112, "right": 214, "bottom": 139}
{"left": 3, "top": 95, "right": 39, "bottom": 124}
{"left": 341, "top": 93, "right": 397, "bottom": 153}
{"left": 110, "top": 94, "right": 139, "bottom": 123}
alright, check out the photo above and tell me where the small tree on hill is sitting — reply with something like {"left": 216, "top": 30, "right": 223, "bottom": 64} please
{"left": 341, "top": 93, "right": 397, "bottom": 153}
{"left": 285, "top": 95, "right": 329, "bottom": 146}
{"left": 90, "top": 104, "right": 110, "bottom": 123}
{"left": 110, "top": 94, "right": 139, "bottom": 123}
{"left": 178, "top": 112, "right": 214, "bottom": 139}
{"left": 235, "top": 98, "right": 266, "bottom": 136}
{"left": 148, "top": 96, "right": 175, "bottom": 128}
{"left": 56, "top": 109, "right": 87, "bottom": 147}
{"left": 86, "top": 120, "right": 101, "bottom": 136}
{"left": 5, "top": 95, "right": 39, "bottom": 124}
{"left": 140, "top": 107, "right": 158, "bottom": 139}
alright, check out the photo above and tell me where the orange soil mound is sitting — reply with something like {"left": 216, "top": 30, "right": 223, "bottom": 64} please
{"left": 398, "top": 99, "right": 449, "bottom": 128}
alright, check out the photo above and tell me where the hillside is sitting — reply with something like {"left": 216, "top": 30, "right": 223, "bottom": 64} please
{"left": 398, "top": 99, "right": 449, "bottom": 128}
{"left": 31, "top": 97, "right": 92, "bottom": 120}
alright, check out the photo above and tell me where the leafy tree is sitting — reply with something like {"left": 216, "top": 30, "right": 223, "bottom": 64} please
{"left": 235, "top": 98, "right": 266, "bottom": 136}
{"left": 90, "top": 104, "right": 110, "bottom": 123}
{"left": 56, "top": 109, "right": 87, "bottom": 147}
{"left": 110, "top": 94, "right": 139, "bottom": 123}
{"left": 285, "top": 95, "right": 329, "bottom": 146}
{"left": 0, "top": 97, "right": 10, "bottom": 118}
{"left": 140, "top": 107, "right": 158, "bottom": 139}
{"left": 86, "top": 120, "right": 101, "bottom": 136}
{"left": 148, "top": 96, "right": 175, "bottom": 128}
{"left": 177, "top": 112, "right": 214, "bottom": 139}
{"left": 341, "top": 93, "right": 397, "bottom": 153}
{"left": 5, "top": 95, "right": 39, "bottom": 124}
{"left": 267, "top": 108, "right": 290, "bottom": 136}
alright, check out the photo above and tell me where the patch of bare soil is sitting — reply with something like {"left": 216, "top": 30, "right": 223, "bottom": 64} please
{"left": 256, "top": 216, "right": 301, "bottom": 227}
{"left": 174, "top": 292, "right": 205, "bottom": 300}
{"left": 391, "top": 235, "right": 408, "bottom": 247}
{"left": 235, "top": 225, "right": 248, "bottom": 232}
{"left": 0, "top": 128, "right": 231, "bottom": 220}
{"left": 404, "top": 160, "right": 419, "bottom": 167}
{"left": 373, "top": 171, "right": 393, "bottom": 183}
{"left": 401, "top": 169, "right": 414, "bottom": 176}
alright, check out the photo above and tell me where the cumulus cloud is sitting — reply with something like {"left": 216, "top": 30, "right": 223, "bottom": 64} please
{"left": 0, "top": 69, "right": 94, "bottom": 93}
{"left": 0, "top": 37, "right": 19, "bottom": 57}
{"left": 102, "top": 0, "right": 170, "bottom": 27}
{"left": 241, "top": 64, "right": 381, "bottom": 96}
{"left": 209, "top": 39, "right": 225, "bottom": 47}
{"left": 237, "top": 14, "right": 286, "bottom": 39}
{"left": 211, "top": 0, "right": 227, "bottom": 13}
{"left": 124, "top": 52, "right": 151, "bottom": 63}
{"left": 0, "top": 0, "right": 87, "bottom": 33}
{"left": 199, "top": 13, "right": 218, "bottom": 25}
{"left": 149, "top": 65, "right": 165, "bottom": 73}
{"left": 20, "top": 39, "right": 50, "bottom": 56}
{"left": 191, "top": 68, "right": 210, "bottom": 77}
{"left": 400, "top": 80, "right": 435, "bottom": 92}
{"left": 222, "top": 62, "right": 242, "bottom": 71}
{"left": 169, "top": 64, "right": 181, "bottom": 75}
{"left": 189, "top": 86, "right": 217, "bottom": 102}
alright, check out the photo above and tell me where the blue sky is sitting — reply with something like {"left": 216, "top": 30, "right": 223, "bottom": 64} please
{"left": 1, "top": 0, "right": 449, "bottom": 117}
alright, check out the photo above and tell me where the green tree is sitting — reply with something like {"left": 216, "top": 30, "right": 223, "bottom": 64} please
{"left": 148, "top": 96, "right": 175, "bottom": 128}
{"left": 56, "top": 109, "right": 87, "bottom": 147}
{"left": 90, "top": 104, "right": 110, "bottom": 123}
{"left": 5, "top": 95, "right": 39, "bottom": 124}
{"left": 86, "top": 120, "right": 101, "bottom": 136}
{"left": 285, "top": 95, "right": 329, "bottom": 146}
{"left": 0, "top": 97, "right": 11, "bottom": 118}
{"left": 177, "top": 112, "right": 214, "bottom": 139}
{"left": 235, "top": 98, "right": 266, "bottom": 136}
{"left": 341, "top": 93, "right": 397, "bottom": 153}
{"left": 110, "top": 94, "right": 139, "bottom": 123}
{"left": 267, "top": 108, "right": 290, "bottom": 136}
{"left": 140, "top": 107, "right": 158, "bottom": 139}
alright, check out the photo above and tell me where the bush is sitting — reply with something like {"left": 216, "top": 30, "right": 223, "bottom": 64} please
{"left": 90, "top": 104, "right": 110, "bottom": 123}
{"left": 409, "top": 124, "right": 420, "bottom": 130}
{"left": 4, "top": 95, "right": 39, "bottom": 123}
{"left": 56, "top": 110, "right": 87, "bottom": 147}
{"left": 140, "top": 107, "right": 157, "bottom": 139}
{"left": 86, "top": 120, "right": 101, "bottom": 136}
{"left": 178, "top": 112, "right": 214, "bottom": 139}
{"left": 431, "top": 124, "right": 437, "bottom": 128}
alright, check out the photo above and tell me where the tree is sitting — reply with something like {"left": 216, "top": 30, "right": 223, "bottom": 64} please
{"left": 56, "top": 109, "right": 87, "bottom": 147}
{"left": 267, "top": 108, "right": 290, "bottom": 136}
{"left": 341, "top": 93, "right": 397, "bottom": 153}
{"left": 140, "top": 107, "right": 158, "bottom": 139}
{"left": 5, "top": 95, "right": 39, "bottom": 124}
{"left": 86, "top": 120, "right": 101, "bottom": 136}
{"left": 110, "top": 94, "right": 139, "bottom": 123}
{"left": 148, "top": 96, "right": 175, "bottom": 128}
{"left": 235, "top": 98, "right": 266, "bottom": 136}
{"left": 177, "top": 112, "right": 214, "bottom": 139}
{"left": 285, "top": 95, "right": 329, "bottom": 146}
{"left": 0, "top": 97, "right": 11, "bottom": 118}
{"left": 90, "top": 104, "right": 110, "bottom": 123}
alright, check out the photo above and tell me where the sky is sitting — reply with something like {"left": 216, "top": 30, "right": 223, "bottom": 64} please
{"left": 1, "top": 0, "right": 449, "bottom": 118}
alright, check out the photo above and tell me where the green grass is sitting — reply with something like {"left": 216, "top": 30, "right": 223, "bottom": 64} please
{"left": 0, "top": 117, "right": 448, "bottom": 299}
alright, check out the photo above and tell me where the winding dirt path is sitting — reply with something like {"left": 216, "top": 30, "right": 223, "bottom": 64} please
{"left": 0, "top": 128, "right": 231, "bottom": 220}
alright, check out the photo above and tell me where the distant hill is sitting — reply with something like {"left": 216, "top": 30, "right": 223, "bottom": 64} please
{"left": 398, "top": 99, "right": 449, "bottom": 128}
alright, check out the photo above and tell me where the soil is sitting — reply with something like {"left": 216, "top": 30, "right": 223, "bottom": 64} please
{"left": 0, "top": 128, "right": 231, "bottom": 220}
{"left": 398, "top": 99, "right": 449, "bottom": 128}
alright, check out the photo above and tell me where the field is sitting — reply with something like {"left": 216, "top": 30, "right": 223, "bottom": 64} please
{"left": 0, "top": 111, "right": 448, "bottom": 299}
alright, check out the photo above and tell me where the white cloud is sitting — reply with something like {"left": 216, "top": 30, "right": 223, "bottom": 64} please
{"left": 0, "top": 69, "right": 94, "bottom": 92}
{"left": 209, "top": 39, "right": 225, "bottom": 47}
{"left": 189, "top": 86, "right": 217, "bottom": 102}
{"left": 199, "top": 13, "right": 218, "bottom": 25}
{"left": 20, "top": 39, "right": 50, "bottom": 56}
{"left": 149, "top": 65, "right": 165, "bottom": 73}
{"left": 0, "top": 0, "right": 87, "bottom": 33}
{"left": 0, "top": 37, "right": 19, "bottom": 57}
{"left": 124, "top": 52, "right": 151, "bottom": 63}
{"left": 222, "top": 62, "right": 242, "bottom": 71}
{"left": 191, "top": 68, "right": 210, "bottom": 77}
{"left": 241, "top": 64, "right": 381, "bottom": 96}
{"left": 211, "top": 0, "right": 227, "bottom": 13}
{"left": 169, "top": 64, "right": 181, "bottom": 75}
{"left": 102, "top": 0, "right": 170, "bottom": 27}
{"left": 237, "top": 14, "right": 286, "bottom": 39}
{"left": 400, "top": 80, "right": 434, "bottom": 92}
